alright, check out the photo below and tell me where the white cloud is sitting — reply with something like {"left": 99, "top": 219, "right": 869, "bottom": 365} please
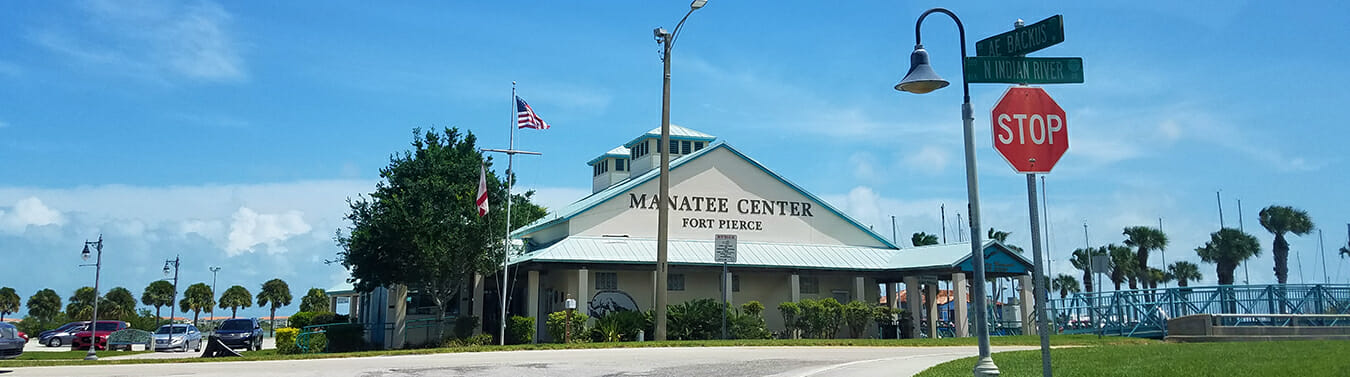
{"left": 226, "top": 207, "right": 313, "bottom": 255}
{"left": 0, "top": 197, "right": 65, "bottom": 233}
{"left": 31, "top": 0, "right": 246, "bottom": 83}
{"left": 848, "top": 152, "right": 880, "bottom": 182}
{"left": 902, "top": 145, "right": 950, "bottom": 174}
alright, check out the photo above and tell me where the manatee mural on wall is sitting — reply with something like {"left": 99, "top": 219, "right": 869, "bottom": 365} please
{"left": 589, "top": 290, "right": 639, "bottom": 318}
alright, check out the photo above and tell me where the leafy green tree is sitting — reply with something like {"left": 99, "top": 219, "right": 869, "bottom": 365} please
{"left": 218, "top": 285, "right": 253, "bottom": 318}
{"left": 0, "top": 287, "right": 18, "bottom": 321}
{"left": 1196, "top": 228, "right": 1262, "bottom": 285}
{"left": 335, "top": 128, "right": 547, "bottom": 341}
{"left": 103, "top": 287, "right": 137, "bottom": 321}
{"left": 1258, "top": 206, "right": 1315, "bottom": 284}
{"left": 1146, "top": 268, "right": 1169, "bottom": 289}
{"left": 1341, "top": 245, "right": 1350, "bottom": 259}
{"left": 299, "top": 288, "right": 329, "bottom": 313}
{"left": 1167, "top": 261, "right": 1203, "bottom": 287}
{"left": 1070, "top": 248, "right": 1105, "bottom": 293}
{"left": 1123, "top": 226, "right": 1169, "bottom": 288}
{"left": 26, "top": 289, "right": 62, "bottom": 324}
{"left": 911, "top": 232, "right": 939, "bottom": 247}
{"left": 986, "top": 228, "right": 1024, "bottom": 253}
{"left": 1051, "top": 274, "right": 1080, "bottom": 299}
{"left": 257, "top": 278, "right": 292, "bottom": 336}
{"left": 1106, "top": 244, "right": 1136, "bottom": 290}
{"left": 67, "top": 286, "right": 97, "bottom": 320}
{"left": 179, "top": 283, "right": 214, "bottom": 327}
{"left": 141, "top": 280, "right": 175, "bottom": 327}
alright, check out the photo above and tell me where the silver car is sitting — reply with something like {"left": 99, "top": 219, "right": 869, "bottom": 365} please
{"left": 153, "top": 324, "right": 202, "bottom": 352}
{"left": 0, "top": 323, "right": 23, "bottom": 359}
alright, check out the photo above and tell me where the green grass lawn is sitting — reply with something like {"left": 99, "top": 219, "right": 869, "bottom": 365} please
{"left": 916, "top": 340, "right": 1350, "bottom": 377}
{"left": 13, "top": 350, "right": 152, "bottom": 360}
{"left": 0, "top": 335, "right": 1150, "bottom": 367}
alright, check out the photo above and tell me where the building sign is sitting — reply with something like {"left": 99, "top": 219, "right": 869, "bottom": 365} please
{"left": 628, "top": 193, "right": 814, "bottom": 232}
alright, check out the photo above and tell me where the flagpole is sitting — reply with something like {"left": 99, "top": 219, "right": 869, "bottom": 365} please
{"left": 481, "top": 81, "right": 541, "bottom": 346}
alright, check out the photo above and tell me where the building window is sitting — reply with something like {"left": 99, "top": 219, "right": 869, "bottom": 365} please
{"left": 800, "top": 276, "right": 819, "bottom": 294}
{"left": 597, "top": 272, "right": 618, "bottom": 290}
{"left": 593, "top": 164, "right": 600, "bottom": 176}
{"left": 668, "top": 273, "right": 685, "bottom": 291}
{"left": 615, "top": 159, "right": 626, "bottom": 171}
{"left": 694, "top": 141, "right": 704, "bottom": 151}
{"left": 832, "top": 290, "right": 850, "bottom": 304}
{"left": 669, "top": 140, "right": 679, "bottom": 155}
{"left": 681, "top": 140, "right": 691, "bottom": 154}
{"left": 732, "top": 274, "right": 740, "bottom": 292}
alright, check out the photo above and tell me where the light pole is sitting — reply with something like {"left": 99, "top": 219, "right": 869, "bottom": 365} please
{"left": 895, "top": 8, "right": 1000, "bottom": 376}
{"left": 164, "top": 256, "right": 181, "bottom": 347}
{"left": 209, "top": 266, "right": 221, "bottom": 325}
{"left": 79, "top": 236, "right": 104, "bottom": 361}
{"left": 653, "top": 0, "right": 708, "bottom": 341}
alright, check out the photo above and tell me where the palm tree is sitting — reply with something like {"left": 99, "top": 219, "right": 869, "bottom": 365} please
{"left": 257, "top": 279, "right": 292, "bottom": 337}
{"left": 218, "top": 285, "right": 253, "bottom": 319}
{"left": 299, "top": 288, "right": 330, "bottom": 313}
{"left": 141, "top": 280, "right": 175, "bottom": 327}
{"left": 1123, "top": 226, "right": 1168, "bottom": 288}
{"left": 25, "top": 289, "right": 62, "bottom": 325}
{"left": 67, "top": 286, "right": 97, "bottom": 320}
{"left": 987, "top": 228, "right": 1024, "bottom": 253}
{"left": 1195, "top": 228, "right": 1262, "bottom": 285}
{"left": 1070, "top": 248, "right": 1105, "bottom": 294}
{"left": 1052, "top": 274, "right": 1081, "bottom": 299}
{"left": 911, "top": 232, "right": 939, "bottom": 247}
{"left": 1106, "top": 244, "right": 1136, "bottom": 290}
{"left": 103, "top": 287, "right": 137, "bottom": 321}
{"left": 1258, "top": 206, "right": 1315, "bottom": 284}
{"left": 0, "top": 287, "right": 18, "bottom": 321}
{"left": 1168, "top": 261, "right": 1202, "bottom": 287}
{"left": 1341, "top": 245, "right": 1350, "bottom": 259}
{"left": 1146, "top": 268, "right": 1169, "bottom": 289}
{"left": 179, "top": 283, "right": 215, "bottom": 327}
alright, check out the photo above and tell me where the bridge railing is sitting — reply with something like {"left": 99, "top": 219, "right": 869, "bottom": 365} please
{"left": 1047, "top": 284, "right": 1350, "bottom": 338}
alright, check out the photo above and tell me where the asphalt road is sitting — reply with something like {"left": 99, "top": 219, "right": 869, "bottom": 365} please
{"left": 2, "top": 345, "right": 1035, "bottom": 377}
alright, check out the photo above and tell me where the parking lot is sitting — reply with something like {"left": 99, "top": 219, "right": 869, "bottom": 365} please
{"left": 19, "top": 337, "right": 275, "bottom": 360}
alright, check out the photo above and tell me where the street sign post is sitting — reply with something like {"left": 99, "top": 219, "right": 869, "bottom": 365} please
{"left": 976, "top": 15, "right": 1064, "bottom": 57}
{"left": 714, "top": 234, "right": 737, "bottom": 339}
{"left": 992, "top": 86, "right": 1069, "bottom": 174}
{"left": 965, "top": 57, "right": 1084, "bottom": 84}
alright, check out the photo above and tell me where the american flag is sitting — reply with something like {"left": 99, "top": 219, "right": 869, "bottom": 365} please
{"left": 515, "top": 96, "right": 550, "bottom": 130}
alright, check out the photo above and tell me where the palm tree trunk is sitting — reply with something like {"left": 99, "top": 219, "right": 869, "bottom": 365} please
{"left": 1273, "top": 234, "right": 1290, "bottom": 284}
{"left": 270, "top": 307, "right": 277, "bottom": 337}
{"left": 1218, "top": 262, "right": 1235, "bottom": 285}
{"left": 1137, "top": 248, "right": 1151, "bottom": 288}
{"left": 1082, "top": 271, "right": 1093, "bottom": 293}
{"left": 231, "top": 307, "right": 238, "bottom": 319}
{"left": 155, "top": 306, "right": 162, "bottom": 327}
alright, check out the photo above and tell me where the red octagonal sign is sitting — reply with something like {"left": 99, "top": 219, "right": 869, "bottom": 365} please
{"left": 992, "top": 86, "right": 1068, "bottom": 174}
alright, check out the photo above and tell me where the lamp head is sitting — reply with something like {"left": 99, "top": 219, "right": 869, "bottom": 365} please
{"left": 81, "top": 244, "right": 91, "bottom": 261}
{"left": 690, "top": 0, "right": 707, "bottom": 9}
{"left": 163, "top": 263, "right": 171, "bottom": 276}
{"left": 895, "top": 45, "right": 949, "bottom": 94}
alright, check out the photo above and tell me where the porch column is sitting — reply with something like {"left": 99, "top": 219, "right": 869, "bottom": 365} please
{"left": 903, "top": 275, "right": 921, "bottom": 338}
{"left": 925, "top": 282, "right": 938, "bottom": 338}
{"left": 577, "top": 268, "right": 590, "bottom": 324}
{"left": 853, "top": 277, "right": 866, "bottom": 303}
{"left": 1019, "top": 275, "right": 1035, "bottom": 335}
{"left": 953, "top": 272, "right": 969, "bottom": 337}
{"left": 789, "top": 274, "right": 801, "bottom": 303}
{"left": 886, "top": 283, "right": 898, "bottom": 310}
{"left": 724, "top": 270, "right": 734, "bottom": 307}
{"left": 472, "top": 274, "right": 485, "bottom": 334}
{"left": 527, "top": 270, "right": 540, "bottom": 343}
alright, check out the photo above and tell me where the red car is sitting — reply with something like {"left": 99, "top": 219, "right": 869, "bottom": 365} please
{"left": 71, "top": 321, "right": 128, "bottom": 350}
{"left": 17, "top": 332, "right": 26, "bottom": 342}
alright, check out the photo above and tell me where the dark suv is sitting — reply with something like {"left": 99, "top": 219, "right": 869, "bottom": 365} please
{"left": 214, "top": 318, "right": 263, "bottom": 351}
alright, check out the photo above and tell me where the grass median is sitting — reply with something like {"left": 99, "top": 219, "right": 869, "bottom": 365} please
{"left": 915, "top": 340, "right": 1350, "bottom": 377}
{"left": 12, "top": 350, "right": 152, "bottom": 360}
{"left": 0, "top": 335, "right": 1150, "bottom": 367}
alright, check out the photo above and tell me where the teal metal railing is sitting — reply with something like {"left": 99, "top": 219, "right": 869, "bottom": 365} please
{"left": 1048, "top": 284, "right": 1350, "bottom": 338}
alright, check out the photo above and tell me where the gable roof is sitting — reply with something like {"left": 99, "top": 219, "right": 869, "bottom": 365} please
{"left": 511, "top": 140, "right": 900, "bottom": 249}
{"left": 586, "top": 146, "right": 630, "bottom": 166}
{"left": 622, "top": 125, "right": 717, "bottom": 147}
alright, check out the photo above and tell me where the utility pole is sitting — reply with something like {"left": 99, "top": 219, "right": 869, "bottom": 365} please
{"left": 940, "top": 204, "right": 947, "bottom": 243}
{"left": 892, "top": 215, "right": 898, "bottom": 245}
{"left": 1238, "top": 198, "right": 1248, "bottom": 284}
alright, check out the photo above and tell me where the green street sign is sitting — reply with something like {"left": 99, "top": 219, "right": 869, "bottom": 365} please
{"left": 964, "top": 56, "right": 1084, "bottom": 84}
{"left": 976, "top": 15, "right": 1065, "bottom": 57}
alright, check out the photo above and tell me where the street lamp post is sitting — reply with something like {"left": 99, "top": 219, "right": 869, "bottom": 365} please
{"left": 895, "top": 8, "right": 1000, "bottom": 376}
{"left": 652, "top": 0, "right": 708, "bottom": 342}
{"left": 164, "top": 256, "right": 181, "bottom": 347}
{"left": 79, "top": 236, "right": 104, "bottom": 361}
{"left": 209, "top": 266, "right": 221, "bottom": 324}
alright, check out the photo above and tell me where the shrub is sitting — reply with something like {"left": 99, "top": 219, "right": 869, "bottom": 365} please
{"left": 453, "top": 316, "right": 479, "bottom": 340}
{"left": 323, "top": 323, "right": 365, "bottom": 352}
{"left": 668, "top": 298, "right": 721, "bottom": 340}
{"left": 302, "top": 332, "right": 328, "bottom": 353}
{"left": 289, "top": 312, "right": 317, "bottom": 330}
{"left": 777, "top": 301, "right": 801, "bottom": 339}
{"left": 741, "top": 301, "right": 765, "bottom": 317}
{"left": 598, "top": 310, "right": 648, "bottom": 342}
{"left": 311, "top": 312, "right": 340, "bottom": 326}
{"left": 276, "top": 327, "right": 301, "bottom": 354}
{"left": 843, "top": 301, "right": 874, "bottom": 338}
{"left": 507, "top": 316, "right": 534, "bottom": 345}
{"left": 798, "top": 298, "right": 843, "bottom": 338}
{"left": 546, "top": 310, "right": 589, "bottom": 343}
{"left": 729, "top": 303, "right": 771, "bottom": 340}
{"left": 445, "top": 332, "right": 494, "bottom": 347}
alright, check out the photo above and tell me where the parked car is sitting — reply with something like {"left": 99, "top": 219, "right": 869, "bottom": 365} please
{"left": 17, "top": 331, "right": 27, "bottom": 342}
{"left": 153, "top": 324, "right": 202, "bottom": 352}
{"left": 0, "top": 323, "right": 23, "bottom": 359}
{"left": 214, "top": 318, "right": 263, "bottom": 351}
{"left": 71, "top": 321, "right": 129, "bottom": 350}
{"left": 39, "top": 321, "right": 88, "bottom": 347}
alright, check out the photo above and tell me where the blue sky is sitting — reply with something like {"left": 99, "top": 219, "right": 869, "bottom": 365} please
{"left": 2, "top": 1, "right": 1347, "bottom": 318}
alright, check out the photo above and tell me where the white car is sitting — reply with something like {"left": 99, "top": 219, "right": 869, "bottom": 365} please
{"left": 153, "top": 324, "right": 202, "bottom": 352}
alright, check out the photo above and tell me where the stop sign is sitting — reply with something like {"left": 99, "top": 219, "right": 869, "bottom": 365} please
{"left": 991, "top": 86, "right": 1068, "bottom": 173}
